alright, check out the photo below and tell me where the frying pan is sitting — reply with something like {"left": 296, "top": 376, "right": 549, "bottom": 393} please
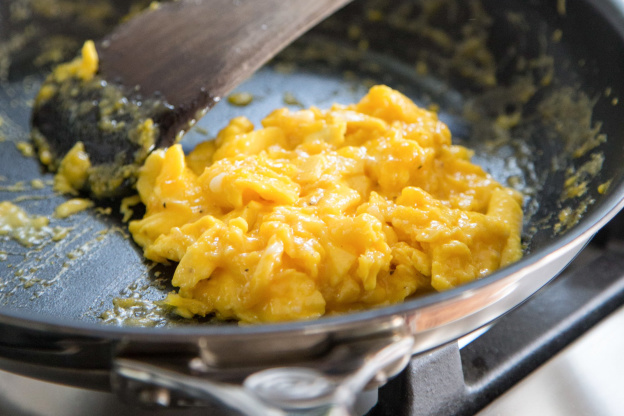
{"left": 1, "top": 0, "right": 624, "bottom": 413}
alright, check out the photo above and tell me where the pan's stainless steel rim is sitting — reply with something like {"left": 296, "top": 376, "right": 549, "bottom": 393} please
{"left": 1, "top": 182, "right": 622, "bottom": 345}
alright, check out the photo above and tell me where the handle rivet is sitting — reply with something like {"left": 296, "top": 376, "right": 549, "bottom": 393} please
{"left": 244, "top": 367, "right": 335, "bottom": 409}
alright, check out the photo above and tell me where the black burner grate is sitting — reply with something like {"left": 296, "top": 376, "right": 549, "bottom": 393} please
{"left": 368, "top": 220, "right": 624, "bottom": 416}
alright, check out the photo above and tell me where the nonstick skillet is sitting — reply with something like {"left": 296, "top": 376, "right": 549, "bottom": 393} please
{"left": 1, "top": 0, "right": 624, "bottom": 414}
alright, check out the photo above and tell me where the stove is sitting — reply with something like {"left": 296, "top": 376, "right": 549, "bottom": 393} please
{"left": 1, "top": 217, "right": 624, "bottom": 416}
{"left": 371, "top": 230, "right": 624, "bottom": 416}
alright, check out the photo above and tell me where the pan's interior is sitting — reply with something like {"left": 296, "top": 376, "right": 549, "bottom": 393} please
{"left": 1, "top": 0, "right": 624, "bottom": 329}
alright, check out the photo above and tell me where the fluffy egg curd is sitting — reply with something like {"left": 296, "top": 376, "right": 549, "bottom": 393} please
{"left": 129, "top": 85, "right": 523, "bottom": 323}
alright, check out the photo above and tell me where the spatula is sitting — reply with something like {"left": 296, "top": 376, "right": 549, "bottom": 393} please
{"left": 31, "top": 0, "right": 351, "bottom": 198}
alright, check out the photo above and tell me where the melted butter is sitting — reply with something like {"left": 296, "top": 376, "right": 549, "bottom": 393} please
{"left": 227, "top": 92, "right": 254, "bottom": 107}
{"left": 30, "top": 179, "right": 45, "bottom": 189}
{"left": 552, "top": 29, "right": 563, "bottom": 43}
{"left": 54, "top": 198, "right": 94, "bottom": 219}
{"left": 15, "top": 141, "right": 34, "bottom": 157}
{"left": 95, "top": 206, "right": 113, "bottom": 215}
{"left": 563, "top": 153, "right": 604, "bottom": 200}
{"left": 495, "top": 112, "right": 522, "bottom": 130}
{"left": 100, "top": 297, "right": 168, "bottom": 327}
{"left": 539, "top": 88, "right": 606, "bottom": 159}
{"left": 0, "top": 201, "right": 68, "bottom": 247}
{"left": 52, "top": 227, "right": 69, "bottom": 241}
{"left": 598, "top": 180, "right": 612, "bottom": 194}
{"left": 66, "top": 248, "right": 83, "bottom": 260}
{"left": 554, "top": 202, "right": 591, "bottom": 234}
{"left": 0, "top": 181, "right": 27, "bottom": 192}
{"left": 283, "top": 92, "right": 303, "bottom": 107}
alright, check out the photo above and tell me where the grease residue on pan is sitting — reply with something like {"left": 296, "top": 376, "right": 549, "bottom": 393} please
{"left": 0, "top": 201, "right": 69, "bottom": 247}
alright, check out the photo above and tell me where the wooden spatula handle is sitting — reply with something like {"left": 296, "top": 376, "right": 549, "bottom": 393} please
{"left": 99, "top": 0, "right": 352, "bottom": 108}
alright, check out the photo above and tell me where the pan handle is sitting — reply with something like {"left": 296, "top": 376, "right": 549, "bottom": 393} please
{"left": 112, "top": 317, "right": 414, "bottom": 415}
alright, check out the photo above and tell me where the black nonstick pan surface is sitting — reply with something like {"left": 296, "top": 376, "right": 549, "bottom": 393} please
{"left": 1, "top": 0, "right": 624, "bottom": 396}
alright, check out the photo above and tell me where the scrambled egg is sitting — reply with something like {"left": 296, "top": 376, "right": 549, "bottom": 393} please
{"left": 129, "top": 85, "right": 523, "bottom": 323}
{"left": 35, "top": 40, "right": 99, "bottom": 109}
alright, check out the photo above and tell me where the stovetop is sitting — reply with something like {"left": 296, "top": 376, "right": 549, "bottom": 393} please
{"left": 478, "top": 303, "right": 624, "bottom": 416}
{"left": 1, "top": 309, "right": 623, "bottom": 416}
{"left": 368, "top": 233, "right": 624, "bottom": 416}
{"left": 1, "top": 219, "right": 624, "bottom": 416}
